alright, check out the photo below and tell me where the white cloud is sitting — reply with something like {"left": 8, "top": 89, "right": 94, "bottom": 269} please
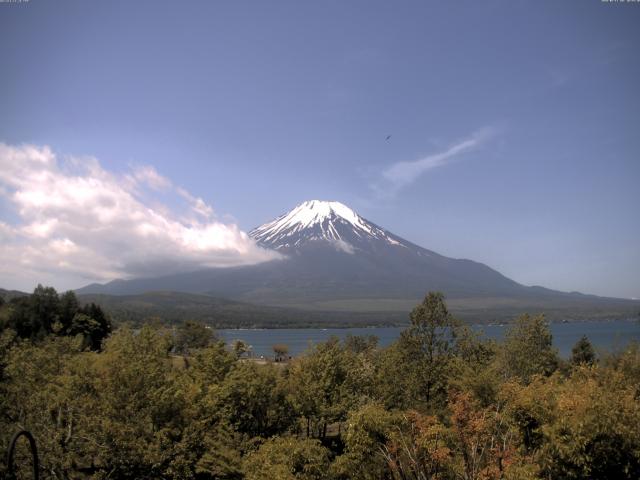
{"left": 376, "top": 127, "right": 498, "bottom": 195}
{"left": 131, "top": 165, "right": 172, "bottom": 190}
{"left": 176, "top": 187, "right": 214, "bottom": 219}
{"left": 0, "top": 143, "right": 280, "bottom": 291}
{"left": 0, "top": 221, "right": 16, "bottom": 241}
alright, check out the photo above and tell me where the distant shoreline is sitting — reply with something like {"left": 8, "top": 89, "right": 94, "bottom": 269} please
{"left": 218, "top": 317, "right": 639, "bottom": 331}
{"left": 218, "top": 319, "right": 640, "bottom": 358}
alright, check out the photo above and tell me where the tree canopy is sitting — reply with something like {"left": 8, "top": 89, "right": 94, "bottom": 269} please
{"left": 1, "top": 285, "right": 111, "bottom": 350}
{"left": 1, "top": 288, "right": 639, "bottom": 479}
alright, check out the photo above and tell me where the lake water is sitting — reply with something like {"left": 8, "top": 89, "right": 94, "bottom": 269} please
{"left": 220, "top": 319, "right": 640, "bottom": 358}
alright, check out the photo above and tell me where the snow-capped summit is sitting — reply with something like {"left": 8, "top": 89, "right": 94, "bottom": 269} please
{"left": 84, "top": 200, "right": 611, "bottom": 320}
{"left": 250, "top": 200, "right": 408, "bottom": 253}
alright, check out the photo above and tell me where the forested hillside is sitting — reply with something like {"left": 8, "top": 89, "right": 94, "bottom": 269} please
{"left": 76, "top": 291, "right": 406, "bottom": 329}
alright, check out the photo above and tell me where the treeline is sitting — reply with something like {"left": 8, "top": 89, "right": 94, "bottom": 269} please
{"left": 75, "top": 291, "right": 407, "bottom": 329}
{"left": 0, "top": 291, "right": 639, "bottom": 479}
{"left": 0, "top": 285, "right": 112, "bottom": 351}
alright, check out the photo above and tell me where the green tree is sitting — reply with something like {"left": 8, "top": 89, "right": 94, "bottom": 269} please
{"left": 30, "top": 284, "right": 60, "bottom": 336}
{"left": 243, "top": 436, "right": 332, "bottom": 480}
{"left": 6, "top": 285, "right": 61, "bottom": 339}
{"left": 86, "top": 326, "right": 189, "bottom": 478}
{"left": 58, "top": 290, "right": 80, "bottom": 333}
{"left": 343, "top": 334, "right": 378, "bottom": 354}
{"left": 571, "top": 335, "right": 596, "bottom": 366}
{"left": 500, "top": 376, "right": 557, "bottom": 454}
{"left": 212, "top": 361, "right": 294, "bottom": 438}
{"left": 378, "top": 292, "right": 459, "bottom": 411}
{"left": 288, "top": 337, "right": 373, "bottom": 439}
{"left": 374, "top": 341, "right": 414, "bottom": 409}
{"left": 453, "top": 325, "right": 496, "bottom": 367}
{"left": 193, "top": 422, "right": 244, "bottom": 479}
{"left": 1, "top": 336, "right": 89, "bottom": 478}
{"left": 4, "top": 296, "right": 32, "bottom": 339}
{"left": 449, "top": 326, "right": 500, "bottom": 408}
{"left": 273, "top": 343, "right": 289, "bottom": 362}
{"left": 0, "top": 324, "right": 246, "bottom": 479}
{"left": 77, "top": 302, "right": 110, "bottom": 329}
{"left": 333, "top": 403, "right": 398, "bottom": 480}
{"left": 231, "top": 339, "right": 250, "bottom": 358}
{"left": 500, "top": 314, "right": 558, "bottom": 383}
{"left": 1, "top": 288, "right": 110, "bottom": 349}
{"left": 175, "top": 320, "right": 213, "bottom": 354}
{"left": 187, "top": 340, "right": 236, "bottom": 387}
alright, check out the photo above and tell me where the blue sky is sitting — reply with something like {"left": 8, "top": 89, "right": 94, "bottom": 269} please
{"left": 0, "top": 0, "right": 639, "bottom": 298}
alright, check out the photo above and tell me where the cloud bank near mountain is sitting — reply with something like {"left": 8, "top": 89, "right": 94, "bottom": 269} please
{"left": 0, "top": 143, "right": 280, "bottom": 291}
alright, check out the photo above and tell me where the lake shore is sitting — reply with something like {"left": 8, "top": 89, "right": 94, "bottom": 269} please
{"left": 219, "top": 318, "right": 640, "bottom": 359}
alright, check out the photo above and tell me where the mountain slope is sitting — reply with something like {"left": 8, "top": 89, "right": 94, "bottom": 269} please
{"left": 78, "top": 200, "right": 640, "bottom": 321}
{"left": 77, "top": 291, "right": 406, "bottom": 328}
{"left": 249, "top": 200, "right": 526, "bottom": 300}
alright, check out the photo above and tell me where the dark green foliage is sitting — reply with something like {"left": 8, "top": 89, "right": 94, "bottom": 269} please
{"left": 77, "top": 302, "right": 111, "bottom": 339}
{"left": 571, "top": 334, "right": 597, "bottom": 366}
{"left": 30, "top": 284, "right": 60, "bottom": 335}
{"left": 213, "top": 361, "right": 294, "bottom": 438}
{"left": 58, "top": 289, "right": 79, "bottom": 332}
{"left": 3, "top": 286, "right": 59, "bottom": 340}
{"left": 1, "top": 286, "right": 111, "bottom": 350}
{"left": 175, "top": 320, "right": 214, "bottom": 354}
{"left": 4, "top": 296, "right": 33, "bottom": 338}
{"left": 68, "top": 313, "right": 102, "bottom": 350}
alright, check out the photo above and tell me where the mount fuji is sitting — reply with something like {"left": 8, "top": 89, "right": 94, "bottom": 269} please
{"left": 78, "top": 200, "right": 639, "bottom": 322}
{"left": 251, "top": 200, "right": 408, "bottom": 253}
{"left": 247, "top": 200, "right": 523, "bottom": 298}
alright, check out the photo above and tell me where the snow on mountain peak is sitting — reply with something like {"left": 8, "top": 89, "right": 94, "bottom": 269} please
{"left": 250, "top": 200, "right": 408, "bottom": 252}
{"left": 279, "top": 200, "right": 371, "bottom": 232}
